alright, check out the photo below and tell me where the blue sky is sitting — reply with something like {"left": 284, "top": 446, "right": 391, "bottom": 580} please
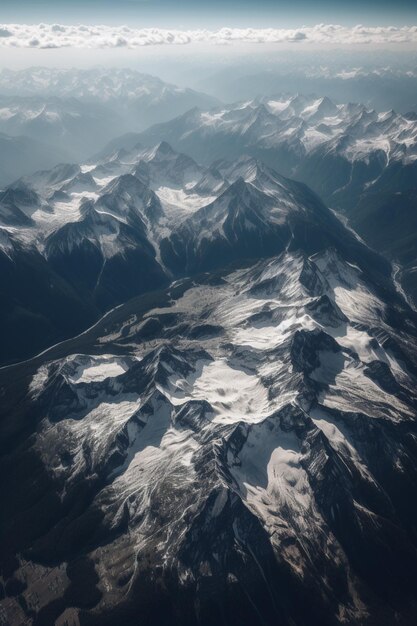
{"left": 1, "top": 0, "right": 416, "bottom": 28}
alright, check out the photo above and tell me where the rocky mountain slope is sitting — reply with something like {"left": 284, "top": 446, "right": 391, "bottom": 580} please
{"left": 1, "top": 243, "right": 417, "bottom": 625}
{"left": 348, "top": 189, "right": 417, "bottom": 307}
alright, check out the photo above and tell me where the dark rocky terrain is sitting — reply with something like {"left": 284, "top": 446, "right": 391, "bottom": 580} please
{"left": 1, "top": 245, "right": 417, "bottom": 625}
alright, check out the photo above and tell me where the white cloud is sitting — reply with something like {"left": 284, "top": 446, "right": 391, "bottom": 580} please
{"left": 0, "top": 23, "right": 416, "bottom": 48}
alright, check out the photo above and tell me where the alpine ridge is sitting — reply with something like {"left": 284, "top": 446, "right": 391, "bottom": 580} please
{"left": 137, "top": 94, "right": 417, "bottom": 211}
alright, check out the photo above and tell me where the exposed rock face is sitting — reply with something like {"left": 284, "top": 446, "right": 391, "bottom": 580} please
{"left": 1, "top": 248, "right": 417, "bottom": 625}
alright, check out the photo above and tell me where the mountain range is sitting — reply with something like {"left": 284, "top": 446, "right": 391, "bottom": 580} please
{"left": 197, "top": 65, "right": 417, "bottom": 114}
{"left": 0, "top": 139, "right": 385, "bottom": 365}
{"left": 0, "top": 68, "right": 219, "bottom": 185}
{"left": 136, "top": 94, "right": 417, "bottom": 209}
{"left": 1, "top": 81, "right": 417, "bottom": 626}
{"left": 0, "top": 95, "right": 122, "bottom": 165}
{"left": 0, "top": 68, "right": 219, "bottom": 117}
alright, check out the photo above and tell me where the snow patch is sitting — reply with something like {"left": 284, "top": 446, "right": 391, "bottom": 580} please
{"left": 67, "top": 356, "right": 128, "bottom": 383}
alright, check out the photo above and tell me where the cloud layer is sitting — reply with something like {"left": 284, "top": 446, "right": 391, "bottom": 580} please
{"left": 0, "top": 23, "right": 416, "bottom": 48}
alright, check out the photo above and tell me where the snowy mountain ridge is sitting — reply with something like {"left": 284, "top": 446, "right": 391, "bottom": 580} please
{"left": 0, "top": 67, "right": 219, "bottom": 107}
{"left": 137, "top": 93, "right": 417, "bottom": 212}
{"left": 160, "top": 94, "right": 417, "bottom": 163}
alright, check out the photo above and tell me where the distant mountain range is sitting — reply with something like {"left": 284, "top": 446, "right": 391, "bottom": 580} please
{"left": 0, "top": 67, "right": 219, "bottom": 111}
{"left": 196, "top": 64, "right": 417, "bottom": 113}
{"left": 0, "top": 95, "right": 122, "bottom": 164}
{"left": 0, "top": 68, "right": 219, "bottom": 185}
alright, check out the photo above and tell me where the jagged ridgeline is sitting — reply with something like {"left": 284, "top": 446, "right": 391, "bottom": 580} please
{"left": 135, "top": 95, "right": 417, "bottom": 305}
